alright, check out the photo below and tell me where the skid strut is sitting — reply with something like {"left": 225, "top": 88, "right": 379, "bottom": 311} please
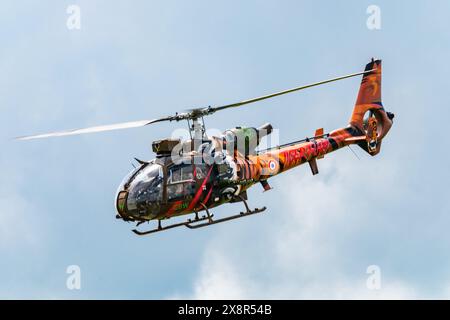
{"left": 186, "top": 196, "right": 266, "bottom": 229}
{"left": 132, "top": 215, "right": 211, "bottom": 236}
{"left": 131, "top": 197, "right": 266, "bottom": 236}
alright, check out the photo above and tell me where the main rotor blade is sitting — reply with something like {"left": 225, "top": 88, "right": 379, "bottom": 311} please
{"left": 211, "top": 68, "right": 375, "bottom": 112}
{"left": 16, "top": 67, "right": 375, "bottom": 141}
{"left": 15, "top": 117, "right": 170, "bottom": 140}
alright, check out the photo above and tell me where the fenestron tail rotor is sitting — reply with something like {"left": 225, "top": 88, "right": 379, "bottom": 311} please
{"left": 15, "top": 67, "right": 375, "bottom": 141}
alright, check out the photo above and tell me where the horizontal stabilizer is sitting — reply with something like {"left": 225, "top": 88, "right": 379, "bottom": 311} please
{"left": 314, "top": 128, "right": 324, "bottom": 137}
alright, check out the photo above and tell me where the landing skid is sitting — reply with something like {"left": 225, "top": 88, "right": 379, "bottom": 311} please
{"left": 131, "top": 215, "right": 211, "bottom": 236}
{"left": 131, "top": 197, "right": 266, "bottom": 236}
{"left": 185, "top": 206, "right": 266, "bottom": 229}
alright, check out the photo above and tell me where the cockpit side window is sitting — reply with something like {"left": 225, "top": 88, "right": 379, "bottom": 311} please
{"left": 167, "top": 164, "right": 196, "bottom": 202}
{"left": 167, "top": 164, "right": 194, "bottom": 184}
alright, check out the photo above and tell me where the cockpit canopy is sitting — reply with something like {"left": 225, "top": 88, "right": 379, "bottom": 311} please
{"left": 116, "top": 163, "right": 164, "bottom": 218}
{"left": 115, "top": 156, "right": 235, "bottom": 220}
{"left": 116, "top": 160, "right": 203, "bottom": 219}
{"left": 127, "top": 163, "right": 164, "bottom": 212}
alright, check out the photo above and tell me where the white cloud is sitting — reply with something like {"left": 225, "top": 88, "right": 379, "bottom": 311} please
{"left": 189, "top": 252, "right": 250, "bottom": 300}
{"left": 174, "top": 152, "right": 427, "bottom": 299}
{"left": 177, "top": 244, "right": 418, "bottom": 299}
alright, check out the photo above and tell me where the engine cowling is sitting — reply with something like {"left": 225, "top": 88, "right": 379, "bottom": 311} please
{"left": 222, "top": 123, "right": 273, "bottom": 155}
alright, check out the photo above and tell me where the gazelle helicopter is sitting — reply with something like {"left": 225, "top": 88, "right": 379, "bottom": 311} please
{"left": 17, "top": 58, "right": 394, "bottom": 235}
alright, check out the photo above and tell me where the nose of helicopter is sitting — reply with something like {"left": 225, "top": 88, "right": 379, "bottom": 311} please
{"left": 115, "top": 189, "right": 130, "bottom": 220}
{"left": 115, "top": 163, "right": 164, "bottom": 220}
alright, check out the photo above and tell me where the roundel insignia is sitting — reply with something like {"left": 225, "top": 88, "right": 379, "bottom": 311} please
{"left": 267, "top": 159, "right": 278, "bottom": 174}
{"left": 269, "top": 160, "right": 276, "bottom": 170}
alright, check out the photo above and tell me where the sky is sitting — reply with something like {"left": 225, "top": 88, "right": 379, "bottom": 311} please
{"left": 1, "top": 0, "right": 450, "bottom": 299}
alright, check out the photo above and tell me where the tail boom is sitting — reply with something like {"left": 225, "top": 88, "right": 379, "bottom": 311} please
{"left": 231, "top": 58, "right": 394, "bottom": 185}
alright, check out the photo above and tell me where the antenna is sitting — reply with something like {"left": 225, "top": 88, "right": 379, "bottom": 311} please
{"left": 347, "top": 145, "right": 360, "bottom": 160}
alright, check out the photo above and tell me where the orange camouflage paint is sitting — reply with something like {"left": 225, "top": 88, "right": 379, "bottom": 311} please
{"left": 234, "top": 59, "right": 393, "bottom": 183}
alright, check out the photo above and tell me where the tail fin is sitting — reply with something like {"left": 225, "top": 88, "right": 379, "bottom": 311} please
{"left": 355, "top": 59, "right": 382, "bottom": 107}
{"left": 349, "top": 59, "right": 394, "bottom": 155}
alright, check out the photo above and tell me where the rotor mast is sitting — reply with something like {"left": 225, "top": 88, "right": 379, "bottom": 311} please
{"left": 190, "top": 117, "right": 206, "bottom": 140}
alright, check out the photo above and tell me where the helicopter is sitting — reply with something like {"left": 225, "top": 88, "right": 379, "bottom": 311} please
{"left": 17, "top": 58, "right": 394, "bottom": 235}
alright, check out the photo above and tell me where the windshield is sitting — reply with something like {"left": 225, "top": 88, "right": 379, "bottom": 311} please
{"left": 127, "top": 164, "right": 164, "bottom": 213}
{"left": 116, "top": 165, "right": 141, "bottom": 195}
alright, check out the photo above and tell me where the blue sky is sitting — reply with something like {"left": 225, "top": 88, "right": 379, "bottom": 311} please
{"left": 1, "top": 0, "right": 450, "bottom": 299}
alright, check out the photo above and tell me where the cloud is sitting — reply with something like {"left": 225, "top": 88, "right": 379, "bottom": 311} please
{"left": 176, "top": 242, "right": 418, "bottom": 299}
{"left": 173, "top": 151, "right": 430, "bottom": 299}
{"left": 188, "top": 251, "right": 249, "bottom": 300}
